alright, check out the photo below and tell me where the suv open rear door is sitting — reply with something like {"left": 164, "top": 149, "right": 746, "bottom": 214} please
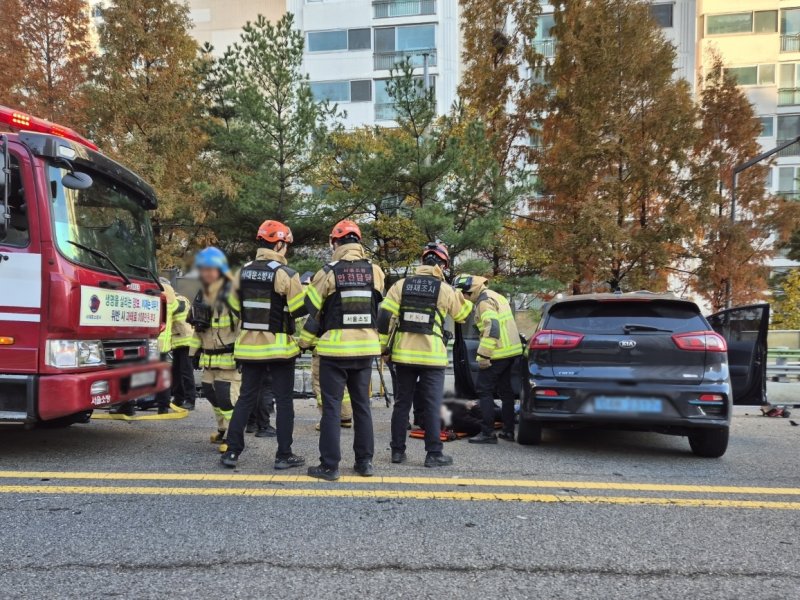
{"left": 706, "top": 304, "right": 770, "bottom": 405}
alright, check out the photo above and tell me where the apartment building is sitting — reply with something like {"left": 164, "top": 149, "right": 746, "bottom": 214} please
{"left": 697, "top": 1, "right": 800, "bottom": 202}
{"left": 187, "top": 0, "right": 285, "bottom": 54}
{"left": 287, "top": 0, "right": 460, "bottom": 128}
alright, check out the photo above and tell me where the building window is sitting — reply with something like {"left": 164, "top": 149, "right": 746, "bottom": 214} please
{"left": 782, "top": 9, "right": 800, "bottom": 52}
{"left": 755, "top": 10, "right": 778, "bottom": 33}
{"left": 374, "top": 0, "right": 436, "bottom": 19}
{"left": 649, "top": 4, "right": 673, "bottom": 28}
{"left": 374, "top": 24, "right": 436, "bottom": 70}
{"left": 778, "top": 114, "right": 800, "bottom": 142}
{"left": 375, "top": 76, "right": 435, "bottom": 120}
{"left": 779, "top": 64, "right": 800, "bottom": 105}
{"left": 707, "top": 11, "right": 777, "bottom": 35}
{"left": 759, "top": 116, "right": 775, "bottom": 137}
{"left": 724, "top": 64, "right": 775, "bottom": 86}
{"left": 310, "top": 80, "right": 373, "bottom": 103}
{"left": 534, "top": 13, "right": 556, "bottom": 58}
{"left": 307, "top": 28, "right": 371, "bottom": 52}
{"left": 351, "top": 80, "right": 372, "bottom": 102}
{"left": 778, "top": 166, "right": 799, "bottom": 197}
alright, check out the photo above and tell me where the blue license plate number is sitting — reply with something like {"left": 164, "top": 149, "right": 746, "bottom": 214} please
{"left": 594, "top": 396, "right": 662, "bottom": 413}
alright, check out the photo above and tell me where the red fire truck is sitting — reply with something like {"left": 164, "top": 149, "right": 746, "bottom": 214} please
{"left": 0, "top": 106, "right": 171, "bottom": 426}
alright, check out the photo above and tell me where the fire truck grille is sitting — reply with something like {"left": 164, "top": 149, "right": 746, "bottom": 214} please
{"left": 103, "top": 339, "right": 149, "bottom": 366}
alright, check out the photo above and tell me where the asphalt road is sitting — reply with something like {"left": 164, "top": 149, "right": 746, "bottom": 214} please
{"left": 1, "top": 399, "right": 799, "bottom": 599}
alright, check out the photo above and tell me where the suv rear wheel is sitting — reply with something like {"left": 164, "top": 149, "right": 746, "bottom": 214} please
{"left": 517, "top": 418, "right": 542, "bottom": 446}
{"left": 688, "top": 428, "right": 729, "bottom": 458}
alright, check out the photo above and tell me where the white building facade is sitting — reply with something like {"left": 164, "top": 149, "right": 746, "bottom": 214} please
{"left": 288, "top": 0, "right": 462, "bottom": 128}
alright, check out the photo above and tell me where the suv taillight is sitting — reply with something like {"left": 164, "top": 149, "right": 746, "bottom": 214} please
{"left": 530, "top": 330, "right": 584, "bottom": 350}
{"left": 671, "top": 331, "right": 727, "bottom": 352}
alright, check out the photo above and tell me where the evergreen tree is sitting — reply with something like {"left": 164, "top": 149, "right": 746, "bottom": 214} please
{"left": 314, "top": 64, "right": 511, "bottom": 276}
{"left": 206, "top": 13, "right": 339, "bottom": 260}
{"left": 88, "top": 0, "right": 209, "bottom": 267}
{"left": 538, "top": 0, "right": 698, "bottom": 294}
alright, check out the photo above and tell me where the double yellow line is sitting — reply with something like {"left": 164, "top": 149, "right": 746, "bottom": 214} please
{"left": 1, "top": 470, "right": 800, "bottom": 509}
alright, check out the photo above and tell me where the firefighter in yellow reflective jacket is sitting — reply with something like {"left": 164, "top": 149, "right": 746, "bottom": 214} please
{"left": 454, "top": 274, "right": 523, "bottom": 444}
{"left": 220, "top": 220, "right": 308, "bottom": 470}
{"left": 377, "top": 242, "right": 472, "bottom": 467}
{"left": 154, "top": 280, "right": 179, "bottom": 414}
{"left": 188, "top": 247, "right": 241, "bottom": 450}
{"left": 299, "top": 220, "right": 385, "bottom": 481}
{"left": 170, "top": 292, "right": 196, "bottom": 409}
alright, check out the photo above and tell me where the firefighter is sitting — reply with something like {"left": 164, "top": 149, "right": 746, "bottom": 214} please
{"left": 453, "top": 274, "right": 523, "bottom": 443}
{"left": 188, "top": 247, "right": 241, "bottom": 451}
{"left": 377, "top": 242, "right": 473, "bottom": 467}
{"left": 170, "top": 289, "right": 197, "bottom": 410}
{"left": 220, "top": 220, "right": 307, "bottom": 470}
{"left": 154, "top": 279, "right": 179, "bottom": 414}
{"left": 299, "top": 220, "right": 385, "bottom": 481}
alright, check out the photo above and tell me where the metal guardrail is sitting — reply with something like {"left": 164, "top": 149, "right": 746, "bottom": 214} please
{"left": 781, "top": 34, "right": 800, "bottom": 53}
{"left": 373, "top": 0, "right": 435, "bottom": 19}
{"left": 776, "top": 139, "right": 800, "bottom": 157}
{"left": 533, "top": 38, "right": 557, "bottom": 59}
{"left": 778, "top": 88, "right": 800, "bottom": 106}
{"left": 374, "top": 49, "right": 437, "bottom": 71}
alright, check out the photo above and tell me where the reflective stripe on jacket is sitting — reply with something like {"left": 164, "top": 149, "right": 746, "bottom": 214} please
{"left": 474, "top": 288, "right": 523, "bottom": 360}
{"left": 171, "top": 294, "right": 194, "bottom": 348}
{"left": 189, "top": 276, "right": 239, "bottom": 370}
{"left": 158, "top": 283, "right": 179, "bottom": 354}
{"left": 377, "top": 265, "right": 472, "bottom": 368}
{"left": 301, "top": 243, "right": 385, "bottom": 359}
{"left": 229, "top": 248, "right": 307, "bottom": 362}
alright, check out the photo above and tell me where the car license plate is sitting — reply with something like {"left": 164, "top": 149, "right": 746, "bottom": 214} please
{"left": 130, "top": 370, "right": 157, "bottom": 388}
{"left": 594, "top": 396, "right": 662, "bottom": 413}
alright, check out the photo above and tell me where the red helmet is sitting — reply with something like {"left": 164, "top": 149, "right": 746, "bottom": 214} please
{"left": 257, "top": 220, "right": 293, "bottom": 244}
{"left": 422, "top": 241, "right": 449, "bottom": 268}
{"left": 330, "top": 219, "right": 362, "bottom": 242}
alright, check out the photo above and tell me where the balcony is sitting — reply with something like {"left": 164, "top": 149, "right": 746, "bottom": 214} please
{"left": 373, "top": 0, "right": 435, "bottom": 19}
{"left": 779, "top": 88, "right": 800, "bottom": 106}
{"left": 374, "top": 48, "right": 436, "bottom": 71}
{"left": 777, "top": 190, "right": 800, "bottom": 200}
{"left": 533, "top": 38, "right": 557, "bottom": 59}
{"left": 781, "top": 35, "right": 800, "bottom": 53}
{"left": 777, "top": 139, "right": 800, "bottom": 157}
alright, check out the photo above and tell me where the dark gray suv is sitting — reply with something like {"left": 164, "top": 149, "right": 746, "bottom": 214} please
{"left": 520, "top": 293, "right": 769, "bottom": 458}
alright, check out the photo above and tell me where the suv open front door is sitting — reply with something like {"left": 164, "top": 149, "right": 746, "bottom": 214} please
{"left": 453, "top": 310, "right": 526, "bottom": 399}
{"left": 706, "top": 304, "right": 770, "bottom": 405}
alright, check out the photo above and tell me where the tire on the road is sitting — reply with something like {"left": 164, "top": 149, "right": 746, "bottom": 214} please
{"left": 688, "top": 427, "right": 729, "bottom": 458}
{"left": 517, "top": 417, "right": 542, "bottom": 446}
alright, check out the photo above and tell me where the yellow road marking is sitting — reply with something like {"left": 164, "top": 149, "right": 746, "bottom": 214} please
{"left": 0, "top": 470, "right": 798, "bottom": 496}
{"left": 2, "top": 484, "right": 800, "bottom": 509}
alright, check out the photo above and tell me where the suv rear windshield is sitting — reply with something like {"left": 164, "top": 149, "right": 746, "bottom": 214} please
{"left": 546, "top": 300, "right": 707, "bottom": 334}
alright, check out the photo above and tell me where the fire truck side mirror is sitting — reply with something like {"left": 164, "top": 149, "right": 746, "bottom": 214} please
{"left": 62, "top": 171, "right": 93, "bottom": 191}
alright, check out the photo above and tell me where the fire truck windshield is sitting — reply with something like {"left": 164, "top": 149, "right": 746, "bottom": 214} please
{"left": 48, "top": 164, "right": 158, "bottom": 281}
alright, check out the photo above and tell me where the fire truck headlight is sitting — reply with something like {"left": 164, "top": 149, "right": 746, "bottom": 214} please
{"left": 46, "top": 340, "right": 106, "bottom": 368}
{"left": 147, "top": 339, "right": 160, "bottom": 361}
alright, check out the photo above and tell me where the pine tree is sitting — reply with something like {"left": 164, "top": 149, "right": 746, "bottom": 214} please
{"left": 692, "top": 56, "right": 799, "bottom": 310}
{"left": 314, "top": 64, "right": 510, "bottom": 275}
{"left": 207, "top": 13, "right": 339, "bottom": 255}
{"left": 5, "top": 0, "right": 93, "bottom": 129}
{"left": 538, "top": 0, "right": 698, "bottom": 294}
{"left": 88, "top": 0, "right": 209, "bottom": 267}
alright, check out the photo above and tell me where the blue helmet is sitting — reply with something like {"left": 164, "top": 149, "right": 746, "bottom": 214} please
{"left": 194, "top": 246, "right": 230, "bottom": 274}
